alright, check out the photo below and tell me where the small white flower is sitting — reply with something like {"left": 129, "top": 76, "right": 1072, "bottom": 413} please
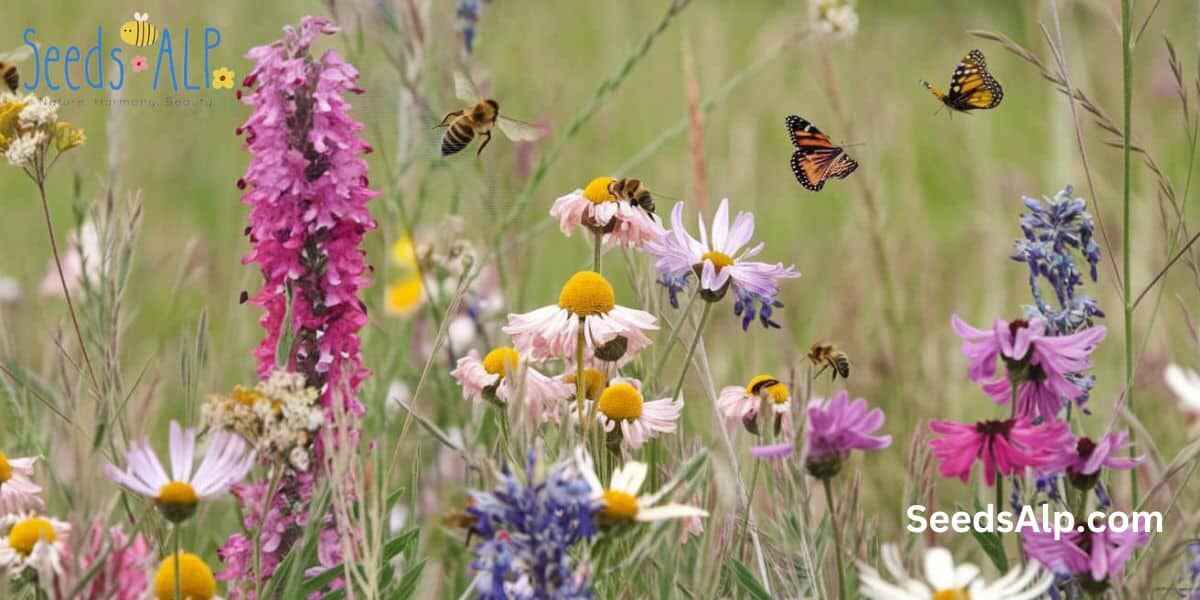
{"left": 592, "top": 378, "right": 682, "bottom": 450}
{"left": 857, "top": 544, "right": 1052, "bottom": 600}
{"left": 4, "top": 132, "right": 45, "bottom": 167}
{"left": 18, "top": 96, "right": 58, "bottom": 127}
{"left": 1165, "top": 364, "right": 1200, "bottom": 415}
{"left": 0, "top": 513, "right": 70, "bottom": 589}
{"left": 0, "top": 453, "right": 44, "bottom": 514}
{"left": 575, "top": 448, "right": 707, "bottom": 524}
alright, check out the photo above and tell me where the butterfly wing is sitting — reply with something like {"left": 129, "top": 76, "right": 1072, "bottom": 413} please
{"left": 495, "top": 116, "right": 544, "bottom": 142}
{"left": 786, "top": 115, "right": 857, "bottom": 191}
{"left": 940, "top": 49, "right": 1003, "bottom": 111}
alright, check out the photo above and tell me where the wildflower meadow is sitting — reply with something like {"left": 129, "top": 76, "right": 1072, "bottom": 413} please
{"left": 2, "top": 1, "right": 1200, "bottom": 599}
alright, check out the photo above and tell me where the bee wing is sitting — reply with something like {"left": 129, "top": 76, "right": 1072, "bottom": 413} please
{"left": 0, "top": 46, "right": 34, "bottom": 64}
{"left": 495, "top": 116, "right": 544, "bottom": 142}
{"left": 454, "top": 72, "right": 481, "bottom": 103}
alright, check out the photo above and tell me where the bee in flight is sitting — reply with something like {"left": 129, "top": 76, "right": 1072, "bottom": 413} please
{"left": 120, "top": 12, "right": 159, "bottom": 48}
{"left": 921, "top": 49, "right": 1003, "bottom": 112}
{"left": 607, "top": 178, "right": 657, "bottom": 216}
{"left": 808, "top": 342, "right": 850, "bottom": 380}
{"left": 786, "top": 115, "right": 858, "bottom": 192}
{"left": 0, "top": 45, "right": 34, "bottom": 93}
{"left": 436, "top": 72, "right": 543, "bottom": 157}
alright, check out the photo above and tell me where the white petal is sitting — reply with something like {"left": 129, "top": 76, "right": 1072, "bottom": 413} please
{"left": 636, "top": 503, "right": 708, "bottom": 522}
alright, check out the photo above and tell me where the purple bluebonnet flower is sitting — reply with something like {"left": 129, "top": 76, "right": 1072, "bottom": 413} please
{"left": 645, "top": 199, "right": 799, "bottom": 330}
{"left": 1012, "top": 185, "right": 1104, "bottom": 335}
{"left": 469, "top": 451, "right": 599, "bottom": 599}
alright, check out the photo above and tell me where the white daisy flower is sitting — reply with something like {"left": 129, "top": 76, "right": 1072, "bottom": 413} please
{"left": 549, "top": 177, "right": 663, "bottom": 249}
{"left": 857, "top": 544, "right": 1053, "bottom": 600}
{"left": 0, "top": 513, "right": 70, "bottom": 588}
{"left": 450, "top": 346, "right": 573, "bottom": 424}
{"left": 593, "top": 378, "right": 682, "bottom": 450}
{"left": 104, "top": 421, "right": 255, "bottom": 523}
{"left": 575, "top": 448, "right": 708, "bottom": 525}
{"left": 0, "top": 452, "right": 43, "bottom": 514}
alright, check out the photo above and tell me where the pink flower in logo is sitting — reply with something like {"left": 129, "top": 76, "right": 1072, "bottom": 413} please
{"left": 131, "top": 55, "right": 149, "bottom": 73}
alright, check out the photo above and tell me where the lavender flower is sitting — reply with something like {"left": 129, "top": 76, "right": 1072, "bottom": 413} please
{"left": 468, "top": 452, "right": 599, "bottom": 599}
{"left": 804, "top": 390, "right": 891, "bottom": 479}
{"left": 1012, "top": 185, "right": 1103, "bottom": 335}
{"left": 455, "top": 0, "right": 488, "bottom": 56}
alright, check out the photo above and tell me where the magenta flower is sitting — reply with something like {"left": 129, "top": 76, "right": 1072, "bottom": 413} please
{"left": 1042, "top": 430, "right": 1142, "bottom": 489}
{"left": 1023, "top": 524, "right": 1148, "bottom": 584}
{"left": 951, "top": 315, "right": 1105, "bottom": 418}
{"left": 645, "top": 199, "right": 799, "bottom": 329}
{"left": 929, "top": 417, "right": 1072, "bottom": 486}
{"left": 804, "top": 391, "right": 891, "bottom": 478}
{"left": 238, "top": 15, "right": 377, "bottom": 407}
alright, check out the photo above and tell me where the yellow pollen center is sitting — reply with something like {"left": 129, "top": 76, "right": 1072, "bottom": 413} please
{"left": 747, "top": 374, "right": 789, "bottom": 404}
{"left": 701, "top": 251, "right": 734, "bottom": 271}
{"left": 933, "top": 590, "right": 969, "bottom": 600}
{"left": 583, "top": 177, "right": 616, "bottom": 204}
{"left": 558, "top": 271, "right": 616, "bottom": 316}
{"left": 0, "top": 452, "right": 11, "bottom": 484}
{"left": 157, "top": 481, "right": 199, "bottom": 507}
{"left": 482, "top": 347, "right": 521, "bottom": 378}
{"left": 597, "top": 383, "right": 643, "bottom": 420}
{"left": 600, "top": 489, "right": 639, "bottom": 521}
{"left": 563, "top": 368, "right": 607, "bottom": 401}
{"left": 231, "top": 385, "right": 264, "bottom": 407}
{"left": 154, "top": 552, "right": 217, "bottom": 600}
{"left": 8, "top": 517, "right": 55, "bottom": 557}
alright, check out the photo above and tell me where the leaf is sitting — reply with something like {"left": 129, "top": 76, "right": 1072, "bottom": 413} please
{"left": 383, "top": 528, "right": 421, "bottom": 561}
{"left": 726, "top": 559, "right": 771, "bottom": 600}
{"left": 388, "top": 559, "right": 427, "bottom": 600}
{"left": 968, "top": 499, "right": 1008, "bottom": 572}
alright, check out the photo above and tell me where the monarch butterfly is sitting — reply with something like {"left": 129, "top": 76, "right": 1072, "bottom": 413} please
{"left": 922, "top": 49, "right": 1003, "bottom": 112}
{"left": 786, "top": 115, "right": 858, "bottom": 192}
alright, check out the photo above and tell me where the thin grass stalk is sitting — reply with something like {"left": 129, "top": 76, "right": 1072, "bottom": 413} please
{"left": 822, "top": 478, "right": 845, "bottom": 600}
{"left": 1121, "top": 0, "right": 1138, "bottom": 507}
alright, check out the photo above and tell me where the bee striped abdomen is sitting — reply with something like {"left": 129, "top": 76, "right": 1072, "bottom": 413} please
{"left": 441, "top": 120, "right": 475, "bottom": 156}
{"left": 1, "top": 65, "right": 17, "bottom": 93}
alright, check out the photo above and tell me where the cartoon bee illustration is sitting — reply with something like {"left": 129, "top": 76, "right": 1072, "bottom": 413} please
{"left": 0, "top": 45, "right": 33, "bottom": 93}
{"left": 607, "top": 178, "right": 658, "bottom": 216}
{"left": 120, "top": 12, "right": 159, "bottom": 48}
{"left": 808, "top": 342, "right": 851, "bottom": 380}
{"left": 435, "top": 72, "right": 543, "bottom": 157}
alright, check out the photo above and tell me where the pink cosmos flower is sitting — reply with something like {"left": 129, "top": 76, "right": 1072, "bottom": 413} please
{"left": 592, "top": 378, "right": 682, "bottom": 450}
{"left": 1022, "top": 524, "right": 1148, "bottom": 583}
{"left": 804, "top": 391, "right": 891, "bottom": 478}
{"left": 503, "top": 271, "right": 657, "bottom": 366}
{"left": 929, "top": 417, "right": 1073, "bottom": 486}
{"left": 549, "top": 177, "right": 663, "bottom": 248}
{"left": 130, "top": 56, "right": 149, "bottom": 73}
{"left": 951, "top": 315, "right": 1105, "bottom": 418}
{"left": 0, "top": 453, "right": 43, "bottom": 514}
{"left": 645, "top": 199, "right": 799, "bottom": 329}
{"left": 450, "top": 347, "right": 573, "bottom": 424}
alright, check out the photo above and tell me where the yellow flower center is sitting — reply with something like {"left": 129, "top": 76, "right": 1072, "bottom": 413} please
{"left": 390, "top": 236, "right": 417, "bottom": 269}
{"left": 746, "top": 374, "right": 789, "bottom": 405}
{"left": 231, "top": 385, "right": 263, "bottom": 407}
{"left": 385, "top": 275, "right": 425, "bottom": 317}
{"left": 563, "top": 368, "right": 607, "bottom": 401}
{"left": 156, "top": 481, "right": 199, "bottom": 523}
{"left": 154, "top": 552, "right": 217, "bottom": 600}
{"left": 0, "top": 452, "right": 12, "bottom": 484}
{"left": 600, "top": 489, "right": 639, "bottom": 522}
{"left": 482, "top": 347, "right": 521, "bottom": 378}
{"left": 933, "top": 590, "right": 969, "bottom": 600}
{"left": 700, "top": 251, "right": 734, "bottom": 271}
{"left": 558, "top": 271, "right": 615, "bottom": 316}
{"left": 583, "top": 177, "right": 616, "bottom": 204}
{"left": 597, "top": 383, "right": 643, "bottom": 421}
{"left": 8, "top": 517, "right": 55, "bottom": 557}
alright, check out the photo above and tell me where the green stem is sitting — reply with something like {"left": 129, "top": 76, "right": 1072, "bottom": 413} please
{"left": 173, "top": 526, "right": 182, "bottom": 600}
{"left": 737, "top": 436, "right": 763, "bottom": 560}
{"left": 592, "top": 231, "right": 603, "bottom": 273}
{"left": 671, "top": 301, "right": 713, "bottom": 403}
{"left": 650, "top": 287, "right": 702, "bottom": 389}
{"left": 575, "top": 320, "right": 587, "bottom": 438}
{"left": 1120, "top": 0, "right": 1138, "bottom": 508}
{"left": 822, "top": 478, "right": 846, "bottom": 600}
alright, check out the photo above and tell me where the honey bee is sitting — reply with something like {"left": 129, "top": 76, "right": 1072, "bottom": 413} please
{"left": 441, "top": 497, "right": 480, "bottom": 544}
{"left": 607, "top": 178, "right": 657, "bottom": 216}
{"left": 808, "top": 342, "right": 850, "bottom": 380}
{"left": 119, "top": 12, "right": 159, "bottom": 48}
{"left": 0, "top": 46, "right": 34, "bottom": 93}
{"left": 436, "top": 72, "right": 543, "bottom": 157}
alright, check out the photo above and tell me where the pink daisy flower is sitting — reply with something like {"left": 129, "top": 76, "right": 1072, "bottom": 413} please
{"left": 0, "top": 452, "right": 43, "bottom": 514}
{"left": 645, "top": 199, "right": 799, "bottom": 330}
{"left": 804, "top": 390, "right": 892, "bottom": 479}
{"left": 951, "top": 315, "right": 1105, "bottom": 418}
{"left": 503, "top": 271, "right": 657, "bottom": 366}
{"left": 1042, "top": 430, "right": 1142, "bottom": 489}
{"left": 450, "top": 346, "right": 573, "bottom": 424}
{"left": 593, "top": 378, "right": 682, "bottom": 450}
{"left": 130, "top": 55, "right": 149, "bottom": 73}
{"left": 549, "top": 177, "right": 663, "bottom": 248}
{"left": 104, "top": 421, "right": 256, "bottom": 523}
{"left": 929, "top": 417, "right": 1073, "bottom": 486}
{"left": 1022, "top": 523, "right": 1148, "bottom": 584}
{"left": 716, "top": 373, "right": 792, "bottom": 435}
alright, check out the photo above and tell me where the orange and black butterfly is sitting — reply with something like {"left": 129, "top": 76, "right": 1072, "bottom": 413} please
{"left": 922, "top": 49, "right": 1003, "bottom": 112}
{"left": 786, "top": 115, "right": 858, "bottom": 192}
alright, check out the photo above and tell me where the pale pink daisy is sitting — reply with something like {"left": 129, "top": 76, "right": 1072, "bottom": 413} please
{"left": 0, "top": 513, "right": 71, "bottom": 591}
{"left": 104, "top": 421, "right": 256, "bottom": 523}
{"left": 450, "top": 346, "right": 573, "bottom": 424}
{"left": 549, "top": 177, "right": 663, "bottom": 248}
{"left": 593, "top": 378, "right": 682, "bottom": 450}
{"left": 0, "top": 452, "right": 43, "bottom": 514}
{"left": 717, "top": 373, "right": 792, "bottom": 435}
{"left": 503, "top": 271, "right": 657, "bottom": 366}
{"left": 575, "top": 448, "right": 708, "bottom": 525}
